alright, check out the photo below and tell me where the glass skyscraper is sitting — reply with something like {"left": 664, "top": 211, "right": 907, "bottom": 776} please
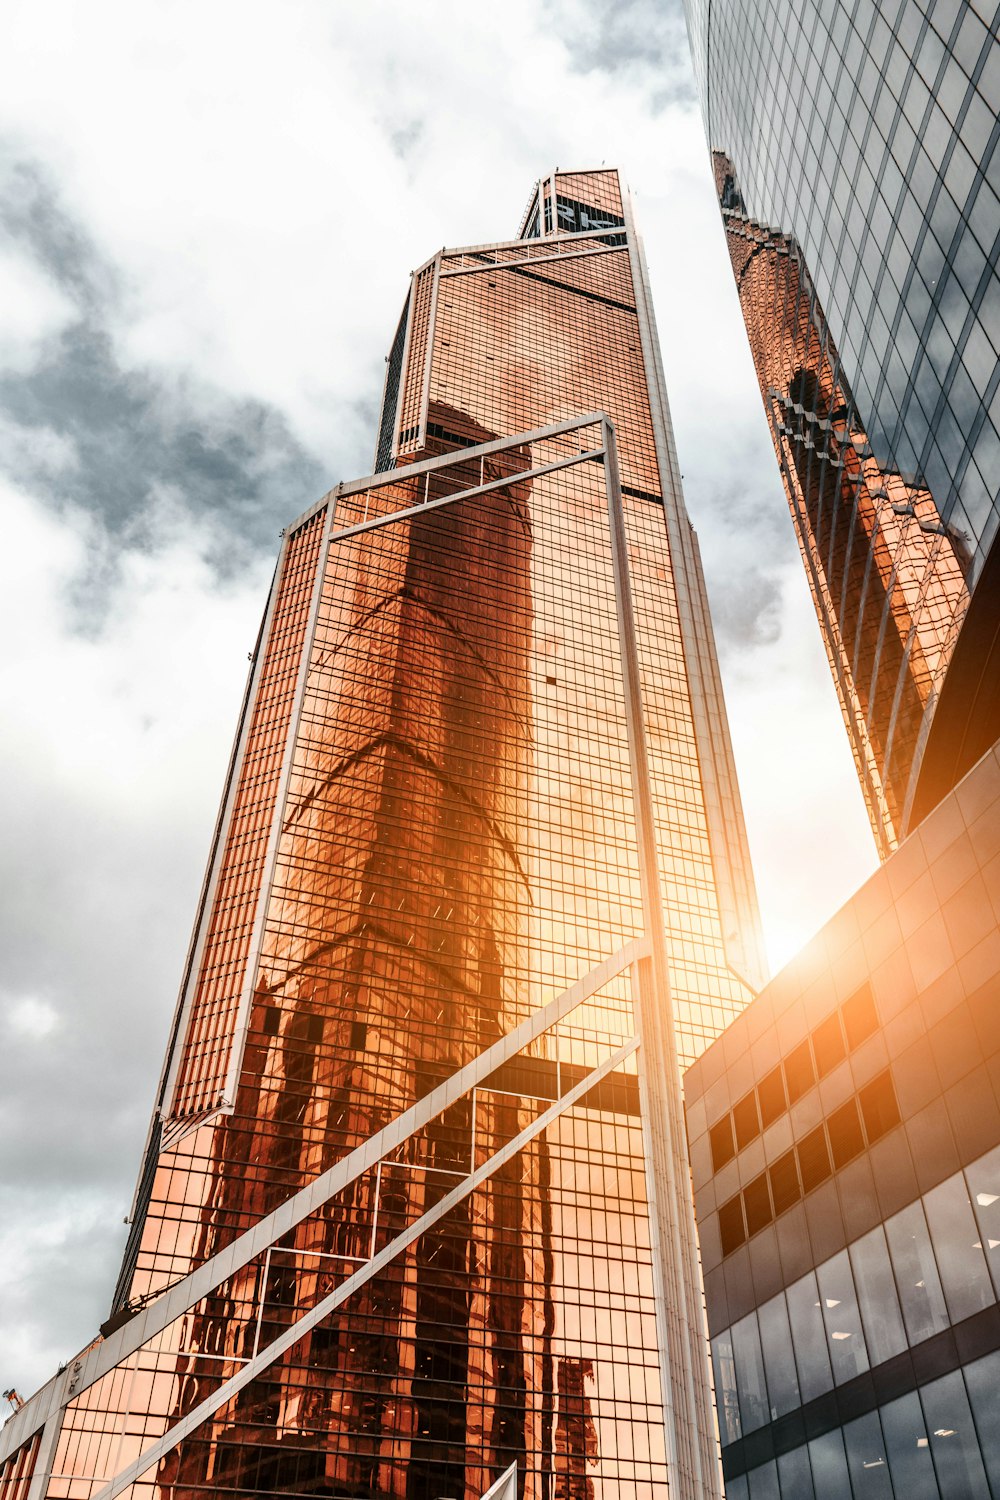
{"left": 0, "top": 171, "right": 764, "bottom": 1500}
{"left": 684, "top": 0, "right": 1000, "bottom": 854}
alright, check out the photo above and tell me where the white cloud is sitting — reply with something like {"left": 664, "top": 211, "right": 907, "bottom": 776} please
{"left": 0, "top": 246, "right": 74, "bottom": 366}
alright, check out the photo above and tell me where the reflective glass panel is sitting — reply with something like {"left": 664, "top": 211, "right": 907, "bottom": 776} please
{"left": 776, "top": 1445, "right": 813, "bottom": 1497}
{"left": 963, "top": 1350, "right": 1000, "bottom": 1496}
{"left": 731, "top": 1311, "right": 770, "bottom": 1434}
{"left": 747, "top": 1459, "right": 781, "bottom": 1500}
{"left": 880, "top": 1390, "right": 939, "bottom": 1495}
{"left": 712, "top": 1329, "right": 742, "bottom": 1445}
{"left": 808, "top": 1429, "right": 852, "bottom": 1500}
{"left": 885, "top": 1199, "right": 951, "bottom": 1343}
{"left": 843, "top": 1410, "right": 893, "bottom": 1497}
{"left": 817, "top": 1248, "right": 870, "bottom": 1384}
{"left": 786, "top": 1271, "right": 834, "bottom": 1403}
{"left": 850, "top": 1225, "right": 907, "bottom": 1366}
{"left": 922, "top": 1175, "right": 995, "bottom": 1323}
{"left": 964, "top": 1144, "right": 1000, "bottom": 1298}
{"left": 920, "top": 1369, "right": 992, "bottom": 1500}
{"left": 757, "top": 1291, "right": 801, "bottom": 1418}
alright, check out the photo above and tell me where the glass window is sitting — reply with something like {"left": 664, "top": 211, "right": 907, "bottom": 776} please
{"left": 747, "top": 1460, "right": 780, "bottom": 1500}
{"left": 813, "top": 1013, "right": 847, "bottom": 1076}
{"left": 758, "top": 1066, "right": 787, "bottom": 1127}
{"left": 920, "top": 1369, "right": 992, "bottom": 1499}
{"left": 808, "top": 1429, "right": 851, "bottom": 1500}
{"left": 745, "top": 1172, "right": 773, "bottom": 1236}
{"left": 885, "top": 1199, "right": 951, "bottom": 1343}
{"left": 963, "top": 1350, "right": 1000, "bottom": 1496}
{"left": 880, "top": 1390, "right": 940, "bottom": 1495}
{"left": 817, "top": 1248, "right": 870, "bottom": 1383}
{"left": 828, "top": 1098, "right": 865, "bottom": 1169}
{"left": 923, "top": 1174, "right": 995, "bottom": 1322}
{"left": 798, "top": 1124, "right": 832, "bottom": 1192}
{"left": 786, "top": 1271, "right": 834, "bottom": 1403}
{"left": 785, "top": 1039, "right": 816, "bottom": 1103}
{"left": 850, "top": 1226, "right": 907, "bottom": 1365}
{"left": 769, "top": 1149, "right": 802, "bottom": 1215}
{"left": 731, "top": 1311, "right": 770, "bottom": 1434}
{"left": 735, "top": 1091, "right": 762, "bottom": 1150}
{"left": 964, "top": 1144, "right": 1000, "bottom": 1297}
{"left": 776, "top": 1445, "right": 813, "bottom": 1497}
{"left": 720, "top": 1195, "right": 747, "bottom": 1256}
{"left": 843, "top": 1410, "right": 893, "bottom": 1497}
{"left": 724, "top": 1476, "right": 749, "bottom": 1500}
{"left": 711, "top": 1113, "right": 736, "bottom": 1172}
{"left": 757, "top": 1292, "right": 801, "bottom": 1418}
{"left": 839, "top": 990, "right": 881, "bottom": 1050}
{"left": 859, "top": 1072, "right": 901, "bottom": 1142}
{"left": 711, "top": 1330, "right": 741, "bottom": 1445}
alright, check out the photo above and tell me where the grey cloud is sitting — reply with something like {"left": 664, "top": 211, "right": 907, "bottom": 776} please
{"left": 545, "top": 0, "right": 695, "bottom": 107}
{"left": 0, "top": 150, "right": 328, "bottom": 591}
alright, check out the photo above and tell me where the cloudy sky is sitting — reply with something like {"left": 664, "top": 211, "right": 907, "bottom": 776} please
{"left": 0, "top": 0, "right": 878, "bottom": 1400}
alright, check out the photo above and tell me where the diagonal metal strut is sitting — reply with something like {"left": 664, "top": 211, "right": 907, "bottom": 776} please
{"left": 89, "top": 1034, "right": 640, "bottom": 1500}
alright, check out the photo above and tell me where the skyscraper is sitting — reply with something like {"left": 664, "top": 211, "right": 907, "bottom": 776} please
{"left": 0, "top": 171, "right": 764, "bottom": 1500}
{"left": 684, "top": 0, "right": 1000, "bottom": 854}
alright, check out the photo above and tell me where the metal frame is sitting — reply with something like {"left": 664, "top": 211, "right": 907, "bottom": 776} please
{"left": 9, "top": 413, "right": 720, "bottom": 1500}
{"left": 156, "top": 531, "right": 294, "bottom": 1139}
{"left": 3, "top": 933, "right": 647, "bottom": 1478}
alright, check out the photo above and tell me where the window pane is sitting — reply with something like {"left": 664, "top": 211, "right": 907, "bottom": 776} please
{"left": 880, "top": 1390, "right": 939, "bottom": 1495}
{"left": 757, "top": 1292, "right": 801, "bottom": 1418}
{"left": 885, "top": 1200, "right": 951, "bottom": 1343}
{"left": 711, "top": 1330, "right": 742, "bottom": 1445}
{"left": 843, "top": 1410, "right": 893, "bottom": 1497}
{"left": 731, "top": 1311, "right": 770, "bottom": 1434}
{"left": 710, "top": 1113, "right": 735, "bottom": 1172}
{"left": 758, "top": 1066, "right": 787, "bottom": 1127}
{"left": 963, "top": 1350, "right": 1000, "bottom": 1496}
{"left": 724, "top": 1476, "right": 749, "bottom": 1500}
{"left": 735, "top": 1091, "right": 762, "bottom": 1149}
{"left": 850, "top": 1225, "right": 907, "bottom": 1365}
{"left": 798, "top": 1124, "right": 833, "bottom": 1192}
{"left": 786, "top": 1271, "right": 834, "bottom": 1403}
{"left": 776, "top": 1445, "right": 813, "bottom": 1498}
{"left": 745, "top": 1172, "right": 774, "bottom": 1236}
{"left": 828, "top": 1098, "right": 865, "bottom": 1169}
{"left": 720, "top": 1194, "right": 747, "bottom": 1256}
{"left": 859, "top": 1072, "right": 901, "bottom": 1142}
{"left": 747, "top": 1460, "right": 781, "bottom": 1500}
{"left": 923, "top": 1174, "right": 995, "bottom": 1322}
{"left": 808, "top": 1429, "right": 851, "bottom": 1500}
{"left": 919, "top": 1369, "right": 992, "bottom": 1500}
{"left": 964, "top": 1144, "right": 1000, "bottom": 1298}
{"left": 785, "top": 1040, "right": 816, "bottom": 1103}
{"left": 842, "top": 983, "right": 879, "bottom": 1048}
{"left": 813, "top": 1012, "right": 847, "bottom": 1076}
{"left": 769, "top": 1149, "right": 802, "bottom": 1215}
{"left": 817, "top": 1248, "right": 870, "bottom": 1383}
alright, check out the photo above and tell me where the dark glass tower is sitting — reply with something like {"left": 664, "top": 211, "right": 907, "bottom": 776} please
{"left": 0, "top": 172, "right": 765, "bottom": 1500}
{"left": 684, "top": 0, "right": 1000, "bottom": 854}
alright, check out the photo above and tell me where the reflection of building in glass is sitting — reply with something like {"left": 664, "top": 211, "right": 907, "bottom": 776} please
{"left": 686, "top": 0, "right": 1000, "bottom": 849}
{"left": 684, "top": 740, "right": 1000, "bottom": 1498}
{"left": 0, "top": 172, "right": 765, "bottom": 1500}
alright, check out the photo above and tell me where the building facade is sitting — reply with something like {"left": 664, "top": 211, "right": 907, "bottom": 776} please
{"left": 684, "top": 736, "right": 1000, "bottom": 1498}
{"left": 684, "top": 0, "right": 1000, "bottom": 854}
{"left": 0, "top": 172, "right": 763, "bottom": 1500}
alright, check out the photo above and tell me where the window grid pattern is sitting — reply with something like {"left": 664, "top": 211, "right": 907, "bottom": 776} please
{"left": 169, "top": 509, "right": 327, "bottom": 1121}
{"left": 711, "top": 1140, "right": 1000, "bottom": 1453}
{"left": 55, "top": 436, "right": 678, "bottom": 1500}
{"left": 687, "top": 0, "right": 1000, "bottom": 846}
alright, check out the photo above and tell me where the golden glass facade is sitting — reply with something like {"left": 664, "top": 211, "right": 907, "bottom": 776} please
{"left": 3, "top": 172, "right": 765, "bottom": 1500}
